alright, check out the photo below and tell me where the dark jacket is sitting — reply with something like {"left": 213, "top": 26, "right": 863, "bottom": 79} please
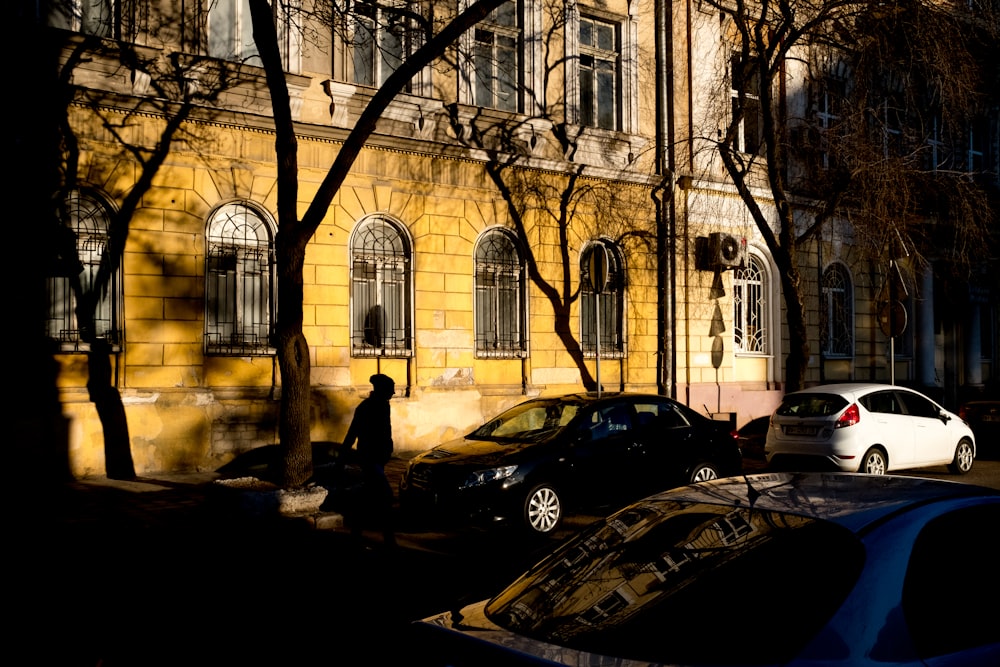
{"left": 343, "top": 395, "right": 393, "bottom": 466}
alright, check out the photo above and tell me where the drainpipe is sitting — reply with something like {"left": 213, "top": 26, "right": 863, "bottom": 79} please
{"left": 654, "top": 0, "right": 676, "bottom": 398}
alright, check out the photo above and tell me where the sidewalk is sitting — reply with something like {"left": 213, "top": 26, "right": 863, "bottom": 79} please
{"left": 46, "top": 456, "right": 412, "bottom": 534}
{"left": 22, "top": 456, "right": 437, "bottom": 667}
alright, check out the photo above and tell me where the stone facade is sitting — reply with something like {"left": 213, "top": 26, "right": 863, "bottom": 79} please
{"left": 36, "top": 0, "right": 997, "bottom": 478}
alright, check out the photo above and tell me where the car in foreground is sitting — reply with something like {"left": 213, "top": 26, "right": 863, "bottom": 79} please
{"left": 399, "top": 392, "right": 742, "bottom": 534}
{"left": 765, "top": 383, "right": 975, "bottom": 475}
{"left": 409, "top": 473, "right": 1000, "bottom": 666}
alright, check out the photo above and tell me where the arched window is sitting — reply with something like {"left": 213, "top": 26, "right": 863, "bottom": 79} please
{"left": 580, "top": 239, "right": 626, "bottom": 357}
{"left": 46, "top": 188, "right": 122, "bottom": 351}
{"left": 351, "top": 216, "right": 412, "bottom": 357}
{"left": 474, "top": 228, "right": 527, "bottom": 358}
{"left": 734, "top": 253, "right": 768, "bottom": 354}
{"left": 205, "top": 202, "right": 276, "bottom": 355}
{"left": 821, "top": 263, "right": 854, "bottom": 357}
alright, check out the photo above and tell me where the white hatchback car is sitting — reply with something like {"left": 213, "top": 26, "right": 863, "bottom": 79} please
{"left": 765, "top": 383, "right": 976, "bottom": 475}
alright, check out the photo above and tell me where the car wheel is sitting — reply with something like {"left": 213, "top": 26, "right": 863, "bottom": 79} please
{"left": 524, "top": 484, "right": 562, "bottom": 534}
{"left": 948, "top": 438, "right": 974, "bottom": 474}
{"left": 859, "top": 448, "right": 887, "bottom": 475}
{"left": 688, "top": 462, "right": 720, "bottom": 484}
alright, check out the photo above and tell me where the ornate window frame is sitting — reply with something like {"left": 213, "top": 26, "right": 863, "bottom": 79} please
{"left": 474, "top": 227, "right": 528, "bottom": 359}
{"left": 204, "top": 201, "right": 277, "bottom": 356}
{"left": 350, "top": 215, "right": 414, "bottom": 358}
{"left": 580, "top": 238, "right": 626, "bottom": 358}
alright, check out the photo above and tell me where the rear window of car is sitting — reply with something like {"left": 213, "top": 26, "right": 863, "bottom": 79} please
{"left": 776, "top": 393, "right": 849, "bottom": 418}
{"left": 485, "top": 501, "right": 864, "bottom": 665}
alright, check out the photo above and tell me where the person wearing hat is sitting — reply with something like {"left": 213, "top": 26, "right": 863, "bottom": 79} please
{"left": 340, "top": 374, "right": 397, "bottom": 549}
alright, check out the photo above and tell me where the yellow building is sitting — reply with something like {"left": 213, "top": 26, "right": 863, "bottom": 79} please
{"left": 27, "top": 0, "right": 998, "bottom": 479}
{"left": 35, "top": 1, "right": 687, "bottom": 477}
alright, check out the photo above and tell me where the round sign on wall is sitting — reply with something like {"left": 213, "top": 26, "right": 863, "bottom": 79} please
{"left": 877, "top": 300, "right": 907, "bottom": 337}
{"left": 588, "top": 245, "right": 609, "bottom": 294}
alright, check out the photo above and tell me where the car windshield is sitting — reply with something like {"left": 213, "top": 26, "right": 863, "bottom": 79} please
{"left": 469, "top": 400, "right": 581, "bottom": 442}
{"left": 776, "top": 392, "right": 849, "bottom": 418}
{"left": 484, "top": 499, "right": 865, "bottom": 664}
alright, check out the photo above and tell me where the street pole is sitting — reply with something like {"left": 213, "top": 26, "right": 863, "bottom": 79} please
{"left": 890, "top": 259, "right": 895, "bottom": 386}
{"left": 589, "top": 246, "right": 609, "bottom": 397}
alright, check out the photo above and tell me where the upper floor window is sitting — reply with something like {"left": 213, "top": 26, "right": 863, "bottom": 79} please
{"left": 580, "top": 240, "right": 625, "bottom": 358}
{"left": 925, "top": 113, "right": 948, "bottom": 172}
{"left": 816, "top": 77, "right": 844, "bottom": 170}
{"left": 474, "top": 2, "right": 520, "bottom": 112}
{"left": 44, "top": 0, "right": 118, "bottom": 37}
{"left": 731, "top": 54, "right": 763, "bottom": 154}
{"left": 208, "top": 0, "right": 301, "bottom": 72}
{"left": 965, "top": 116, "right": 990, "bottom": 173}
{"left": 578, "top": 16, "right": 620, "bottom": 131}
{"left": 821, "top": 263, "right": 854, "bottom": 357}
{"left": 458, "top": 0, "right": 543, "bottom": 115}
{"left": 351, "top": 216, "right": 413, "bottom": 357}
{"left": 46, "top": 189, "right": 122, "bottom": 352}
{"left": 205, "top": 202, "right": 276, "bottom": 356}
{"left": 878, "top": 94, "right": 906, "bottom": 158}
{"left": 734, "top": 253, "right": 769, "bottom": 354}
{"left": 474, "top": 228, "right": 527, "bottom": 358}
{"left": 208, "top": 0, "right": 260, "bottom": 65}
{"left": 349, "top": 0, "right": 422, "bottom": 91}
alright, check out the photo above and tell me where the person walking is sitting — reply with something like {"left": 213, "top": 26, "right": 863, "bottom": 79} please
{"left": 340, "top": 373, "right": 398, "bottom": 549}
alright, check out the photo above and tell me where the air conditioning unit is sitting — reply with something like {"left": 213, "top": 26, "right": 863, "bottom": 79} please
{"left": 707, "top": 232, "right": 745, "bottom": 269}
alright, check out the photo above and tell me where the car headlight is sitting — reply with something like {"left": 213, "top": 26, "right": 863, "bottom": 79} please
{"left": 461, "top": 465, "right": 518, "bottom": 489}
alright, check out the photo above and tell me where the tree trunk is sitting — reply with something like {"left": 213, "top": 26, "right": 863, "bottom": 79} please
{"left": 782, "top": 285, "right": 809, "bottom": 394}
{"left": 275, "top": 235, "right": 313, "bottom": 488}
{"left": 87, "top": 342, "right": 135, "bottom": 480}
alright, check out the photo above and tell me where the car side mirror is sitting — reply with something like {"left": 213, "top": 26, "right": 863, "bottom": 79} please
{"left": 939, "top": 410, "right": 951, "bottom": 424}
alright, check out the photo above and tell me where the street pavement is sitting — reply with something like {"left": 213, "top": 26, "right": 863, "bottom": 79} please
{"left": 20, "top": 453, "right": 999, "bottom": 666}
{"left": 16, "top": 458, "right": 542, "bottom": 667}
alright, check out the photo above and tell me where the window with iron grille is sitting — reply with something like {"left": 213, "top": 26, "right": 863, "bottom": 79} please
{"left": 734, "top": 254, "right": 768, "bottom": 354}
{"left": 474, "top": 2, "right": 520, "bottom": 112}
{"left": 351, "top": 216, "right": 412, "bottom": 357}
{"left": 580, "top": 240, "right": 625, "bottom": 358}
{"left": 205, "top": 202, "right": 276, "bottom": 356}
{"left": 46, "top": 189, "right": 122, "bottom": 352}
{"left": 821, "top": 263, "right": 854, "bottom": 357}
{"left": 474, "top": 228, "right": 527, "bottom": 358}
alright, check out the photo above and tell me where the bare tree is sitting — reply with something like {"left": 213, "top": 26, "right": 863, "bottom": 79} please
{"left": 248, "top": 0, "right": 511, "bottom": 488}
{"left": 698, "top": 0, "right": 998, "bottom": 392}
{"left": 443, "top": 4, "right": 659, "bottom": 391}
{"left": 39, "top": 5, "right": 251, "bottom": 479}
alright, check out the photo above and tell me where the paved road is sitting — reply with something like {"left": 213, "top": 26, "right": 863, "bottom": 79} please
{"left": 396, "top": 457, "right": 1000, "bottom": 547}
{"left": 29, "top": 456, "right": 1000, "bottom": 666}
{"left": 891, "top": 456, "right": 1000, "bottom": 489}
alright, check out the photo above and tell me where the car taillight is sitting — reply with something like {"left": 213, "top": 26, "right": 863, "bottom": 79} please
{"left": 835, "top": 403, "right": 860, "bottom": 428}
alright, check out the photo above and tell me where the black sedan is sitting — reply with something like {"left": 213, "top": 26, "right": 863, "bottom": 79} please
{"left": 399, "top": 392, "right": 743, "bottom": 534}
{"left": 410, "top": 473, "right": 1000, "bottom": 666}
